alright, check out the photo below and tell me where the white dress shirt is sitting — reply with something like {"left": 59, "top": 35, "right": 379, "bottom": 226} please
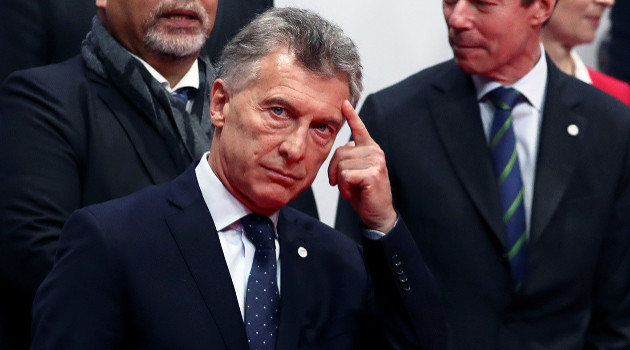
{"left": 472, "top": 45, "right": 548, "bottom": 235}
{"left": 195, "top": 152, "right": 281, "bottom": 319}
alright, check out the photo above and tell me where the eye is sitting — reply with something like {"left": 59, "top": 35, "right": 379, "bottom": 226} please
{"left": 314, "top": 123, "right": 329, "bottom": 133}
{"left": 312, "top": 122, "right": 336, "bottom": 140}
{"left": 271, "top": 107, "right": 285, "bottom": 116}
{"left": 473, "top": 0, "right": 496, "bottom": 9}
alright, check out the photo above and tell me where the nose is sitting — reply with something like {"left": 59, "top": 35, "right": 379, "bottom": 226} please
{"left": 445, "top": 0, "right": 473, "bottom": 31}
{"left": 278, "top": 124, "right": 308, "bottom": 163}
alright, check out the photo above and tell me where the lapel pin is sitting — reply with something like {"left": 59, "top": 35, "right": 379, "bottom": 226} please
{"left": 567, "top": 124, "right": 579, "bottom": 136}
{"left": 297, "top": 247, "right": 308, "bottom": 258}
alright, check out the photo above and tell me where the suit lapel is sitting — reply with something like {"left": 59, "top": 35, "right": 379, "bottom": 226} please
{"left": 530, "top": 64, "right": 586, "bottom": 243}
{"left": 164, "top": 168, "right": 248, "bottom": 350}
{"left": 429, "top": 64, "right": 505, "bottom": 245}
{"left": 90, "top": 74, "right": 176, "bottom": 185}
{"left": 275, "top": 208, "right": 312, "bottom": 350}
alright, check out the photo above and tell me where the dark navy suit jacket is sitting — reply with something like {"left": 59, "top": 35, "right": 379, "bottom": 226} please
{"left": 0, "top": 52, "right": 315, "bottom": 349}
{"left": 31, "top": 166, "right": 448, "bottom": 349}
{"left": 337, "top": 59, "right": 630, "bottom": 349}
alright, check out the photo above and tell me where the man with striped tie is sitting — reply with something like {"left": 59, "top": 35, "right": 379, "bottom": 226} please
{"left": 335, "top": 0, "right": 630, "bottom": 348}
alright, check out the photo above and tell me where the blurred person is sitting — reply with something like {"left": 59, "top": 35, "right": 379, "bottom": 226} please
{"left": 542, "top": 0, "right": 630, "bottom": 105}
{"left": 30, "top": 8, "right": 448, "bottom": 349}
{"left": 335, "top": 0, "right": 630, "bottom": 348}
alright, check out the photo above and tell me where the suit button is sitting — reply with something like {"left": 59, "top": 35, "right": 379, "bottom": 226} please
{"left": 402, "top": 284, "right": 411, "bottom": 292}
{"left": 398, "top": 273, "right": 408, "bottom": 283}
{"left": 392, "top": 254, "right": 401, "bottom": 266}
{"left": 394, "top": 266, "right": 404, "bottom": 275}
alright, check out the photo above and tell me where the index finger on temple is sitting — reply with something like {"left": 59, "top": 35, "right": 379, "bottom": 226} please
{"left": 343, "top": 100, "right": 371, "bottom": 146}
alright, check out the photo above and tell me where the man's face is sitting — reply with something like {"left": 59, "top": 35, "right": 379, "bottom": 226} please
{"left": 209, "top": 51, "right": 349, "bottom": 215}
{"left": 96, "top": 0, "right": 217, "bottom": 58}
{"left": 443, "top": 0, "right": 545, "bottom": 81}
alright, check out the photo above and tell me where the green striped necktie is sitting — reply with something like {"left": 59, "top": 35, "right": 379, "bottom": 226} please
{"left": 487, "top": 86, "right": 527, "bottom": 292}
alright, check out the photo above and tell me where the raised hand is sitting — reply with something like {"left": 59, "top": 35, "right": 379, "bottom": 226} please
{"left": 329, "top": 101, "right": 397, "bottom": 233}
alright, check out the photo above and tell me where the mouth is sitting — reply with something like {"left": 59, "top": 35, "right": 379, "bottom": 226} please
{"left": 263, "top": 166, "right": 303, "bottom": 184}
{"left": 452, "top": 44, "right": 477, "bottom": 49}
{"left": 449, "top": 35, "right": 477, "bottom": 49}
{"left": 585, "top": 15, "right": 601, "bottom": 26}
{"left": 159, "top": 9, "right": 201, "bottom": 27}
{"left": 450, "top": 42, "right": 481, "bottom": 56}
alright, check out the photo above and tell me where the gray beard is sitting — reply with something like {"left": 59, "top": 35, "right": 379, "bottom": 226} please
{"left": 144, "top": 28, "right": 208, "bottom": 57}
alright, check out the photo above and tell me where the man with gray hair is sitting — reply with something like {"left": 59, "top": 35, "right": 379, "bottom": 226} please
{"left": 335, "top": 0, "right": 630, "bottom": 348}
{"left": 0, "top": 0, "right": 318, "bottom": 348}
{"left": 30, "top": 7, "right": 448, "bottom": 350}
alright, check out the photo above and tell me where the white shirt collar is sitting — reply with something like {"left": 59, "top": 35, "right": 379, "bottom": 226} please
{"left": 570, "top": 50, "right": 593, "bottom": 84}
{"left": 472, "top": 43, "right": 547, "bottom": 113}
{"left": 194, "top": 152, "right": 279, "bottom": 233}
{"left": 129, "top": 53, "right": 200, "bottom": 92}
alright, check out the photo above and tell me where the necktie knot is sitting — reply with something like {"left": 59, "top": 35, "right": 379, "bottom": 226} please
{"left": 487, "top": 86, "right": 521, "bottom": 111}
{"left": 241, "top": 214, "right": 276, "bottom": 251}
{"left": 172, "top": 87, "right": 194, "bottom": 105}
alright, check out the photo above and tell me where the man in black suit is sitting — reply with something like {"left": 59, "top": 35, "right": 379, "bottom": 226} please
{"left": 31, "top": 8, "right": 447, "bottom": 349}
{"left": 0, "top": 0, "right": 314, "bottom": 349}
{"left": 336, "top": 0, "right": 630, "bottom": 348}
{"left": 0, "top": 0, "right": 272, "bottom": 82}
{"left": 0, "top": 0, "right": 215, "bottom": 348}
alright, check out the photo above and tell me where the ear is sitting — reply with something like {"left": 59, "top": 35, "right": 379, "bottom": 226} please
{"left": 210, "top": 79, "right": 230, "bottom": 129}
{"left": 530, "top": 0, "right": 556, "bottom": 26}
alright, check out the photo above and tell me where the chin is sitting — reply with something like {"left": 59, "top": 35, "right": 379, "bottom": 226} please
{"left": 253, "top": 190, "right": 295, "bottom": 212}
{"left": 454, "top": 58, "right": 481, "bottom": 75}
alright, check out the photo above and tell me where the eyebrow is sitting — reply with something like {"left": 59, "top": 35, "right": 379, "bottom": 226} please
{"left": 264, "top": 96, "right": 343, "bottom": 129}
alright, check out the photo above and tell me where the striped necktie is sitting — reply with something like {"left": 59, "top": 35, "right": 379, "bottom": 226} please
{"left": 487, "top": 86, "right": 527, "bottom": 292}
{"left": 241, "top": 214, "right": 280, "bottom": 350}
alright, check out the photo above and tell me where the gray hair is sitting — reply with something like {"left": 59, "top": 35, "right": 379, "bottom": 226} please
{"left": 216, "top": 7, "right": 363, "bottom": 106}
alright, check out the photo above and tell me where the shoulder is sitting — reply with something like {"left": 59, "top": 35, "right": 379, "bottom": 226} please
{"left": 362, "top": 59, "right": 466, "bottom": 122}
{"left": 369, "top": 59, "right": 459, "bottom": 102}
{"left": 549, "top": 68, "right": 630, "bottom": 136}
{"left": 77, "top": 181, "right": 173, "bottom": 235}
{"left": 0, "top": 55, "right": 99, "bottom": 111}
{"left": 3, "top": 55, "right": 88, "bottom": 88}
{"left": 0, "top": 55, "right": 109, "bottom": 144}
{"left": 555, "top": 69, "right": 630, "bottom": 115}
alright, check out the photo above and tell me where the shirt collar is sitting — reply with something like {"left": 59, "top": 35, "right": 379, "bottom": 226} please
{"left": 195, "top": 152, "right": 279, "bottom": 234}
{"left": 570, "top": 50, "right": 592, "bottom": 84}
{"left": 472, "top": 43, "right": 547, "bottom": 112}
{"left": 129, "top": 53, "right": 200, "bottom": 92}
